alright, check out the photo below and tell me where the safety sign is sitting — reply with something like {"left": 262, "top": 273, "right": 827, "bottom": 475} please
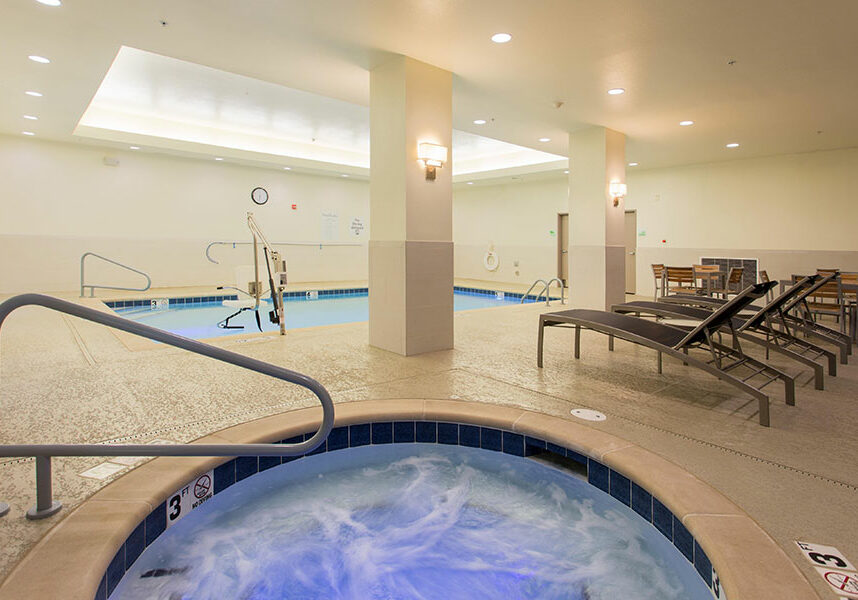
{"left": 166, "top": 470, "right": 214, "bottom": 529}
{"left": 815, "top": 567, "right": 858, "bottom": 598}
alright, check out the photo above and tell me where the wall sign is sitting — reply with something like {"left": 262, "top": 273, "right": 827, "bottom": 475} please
{"left": 166, "top": 470, "right": 214, "bottom": 529}
{"left": 321, "top": 211, "right": 339, "bottom": 241}
{"left": 350, "top": 217, "right": 365, "bottom": 237}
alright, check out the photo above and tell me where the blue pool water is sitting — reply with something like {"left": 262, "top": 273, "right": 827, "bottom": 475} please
{"left": 114, "top": 291, "right": 531, "bottom": 339}
{"left": 112, "top": 444, "right": 712, "bottom": 600}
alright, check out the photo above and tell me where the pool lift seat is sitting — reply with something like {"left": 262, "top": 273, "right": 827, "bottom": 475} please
{"left": 537, "top": 282, "right": 795, "bottom": 427}
{"left": 610, "top": 275, "right": 837, "bottom": 391}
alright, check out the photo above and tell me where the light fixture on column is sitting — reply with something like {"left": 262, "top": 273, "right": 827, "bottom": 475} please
{"left": 609, "top": 181, "right": 627, "bottom": 207}
{"left": 418, "top": 142, "right": 448, "bottom": 181}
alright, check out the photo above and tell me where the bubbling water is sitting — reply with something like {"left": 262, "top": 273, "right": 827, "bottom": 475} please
{"left": 113, "top": 444, "right": 712, "bottom": 600}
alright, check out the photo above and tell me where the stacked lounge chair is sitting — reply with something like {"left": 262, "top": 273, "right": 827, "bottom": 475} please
{"left": 537, "top": 283, "right": 794, "bottom": 427}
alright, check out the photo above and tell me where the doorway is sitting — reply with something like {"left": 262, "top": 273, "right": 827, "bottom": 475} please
{"left": 557, "top": 213, "right": 569, "bottom": 287}
{"left": 624, "top": 210, "right": 637, "bottom": 294}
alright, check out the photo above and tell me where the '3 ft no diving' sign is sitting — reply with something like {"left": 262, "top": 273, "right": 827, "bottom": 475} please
{"left": 166, "top": 470, "right": 214, "bottom": 529}
{"left": 796, "top": 541, "right": 858, "bottom": 598}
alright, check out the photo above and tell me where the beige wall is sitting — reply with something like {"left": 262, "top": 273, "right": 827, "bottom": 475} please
{"left": 0, "top": 135, "right": 369, "bottom": 294}
{"left": 452, "top": 178, "right": 568, "bottom": 285}
{"left": 625, "top": 147, "right": 858, "bottom": 295}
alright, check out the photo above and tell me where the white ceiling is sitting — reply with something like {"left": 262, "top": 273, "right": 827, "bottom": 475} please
{"left": 74, "top": 46, "right": 565, "bottom": 177}
{"left": 2, "top": 0, "right": 858, "bottom": 171}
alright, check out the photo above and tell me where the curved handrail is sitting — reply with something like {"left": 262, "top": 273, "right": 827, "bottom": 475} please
{"left": 521, "top": 279, "right": 549, "bottom": 304}
{"left": 546, "top": 277, "right": 566, "bottom": 306}
{"left": 0, "top": 294, "right": 334, "bottom": 458}
{"left": 205, "top": 240, "right": 364, "bottom": 264}
{"left": 80, "top": 252, "right": 151, "bottom": 298}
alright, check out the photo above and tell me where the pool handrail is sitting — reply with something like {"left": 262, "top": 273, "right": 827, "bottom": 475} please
{"left": 205, "top": 240, "right": 364, "bottom": 264}
{"left": 521, "top": 278, "right": 565, "bottom": 306}
{"left": 80, "top": 252, "right": 152, "bottom": 298}
{"left": 0, "top": 293, "right": 335, "bottom": 520}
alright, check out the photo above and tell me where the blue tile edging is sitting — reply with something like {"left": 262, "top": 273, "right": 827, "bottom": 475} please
{"left": 104, "top": 286, "right": 560, "bottom": 311}
{"left": 97, "top": 421, "right": 719, "bottom": 600}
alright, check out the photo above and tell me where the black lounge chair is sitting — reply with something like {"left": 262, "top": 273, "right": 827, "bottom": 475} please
{"left": 660, "top": 273, "right": 851, "bottom": 363}
{"left": 537, "top": 283, "right": 795, "bottom": 427}
{"left": 611, "top": 276, "right": 837, "bottom": 391}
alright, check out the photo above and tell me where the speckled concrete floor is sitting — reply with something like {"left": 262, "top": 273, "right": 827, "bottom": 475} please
{"left": 1, "top": 291, "right": 856, "bottom": 599}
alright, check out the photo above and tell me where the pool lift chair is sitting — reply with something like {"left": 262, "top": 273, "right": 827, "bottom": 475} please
{"left": 610, "top": 276, "right": 837, "bottom": 391}
{"left": 537, "top": 282, "right": 795, "bottom": 427}
{"left": 659, "top": 273, "right": 852, "bottom": 364}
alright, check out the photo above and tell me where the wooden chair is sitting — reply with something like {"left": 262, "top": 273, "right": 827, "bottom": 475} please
{"left": 651, "top": 264, "right": 665, "bottom": 300}
{"left": 692, "top": 264, "right": 721, "bottom": 295}
{"left": 759, "top": 270, "right": 774, "bottom": 302}
{"left": 804, "top": 270, "right": 847, "bottom": 331}
{"left": 663, "top": 266, "right": 695, "bottom": 295}
{"left": 710, "top": 267, "right": 744, "bottom": 298}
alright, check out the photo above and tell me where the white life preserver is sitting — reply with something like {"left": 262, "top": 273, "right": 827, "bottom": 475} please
{"left": 484, "top": 251, "right": 499, "bottom": 271}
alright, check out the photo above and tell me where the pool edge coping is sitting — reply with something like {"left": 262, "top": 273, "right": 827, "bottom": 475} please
{"left": 0, "top": 399, "right": 820, "bottom": 600}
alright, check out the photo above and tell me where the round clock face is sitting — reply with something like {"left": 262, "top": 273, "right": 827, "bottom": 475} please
{"left": 251, "top": 187, "right": 269, "bottom": 205}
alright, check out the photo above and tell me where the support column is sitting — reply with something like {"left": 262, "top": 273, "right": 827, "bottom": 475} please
{"left": 568, "top": 127, "right": 626, "bottom": 309}
{"left": 369, "top": 56, "right": 453, "bottom": 355}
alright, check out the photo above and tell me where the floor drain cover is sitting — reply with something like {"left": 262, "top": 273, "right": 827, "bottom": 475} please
{"left": 570, "top": 409, "right": 606, "bottom": 421}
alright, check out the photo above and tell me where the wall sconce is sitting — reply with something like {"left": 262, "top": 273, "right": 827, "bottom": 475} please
{"left": 418, "top": 142, "right": 448, "bottom": 181}
{"left": 609, "top": 181, "right": 627, "bottom": 207}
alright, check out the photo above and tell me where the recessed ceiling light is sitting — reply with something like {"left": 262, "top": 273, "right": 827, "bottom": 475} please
{"left": 564, "top": 170, "right": 569, "bottom": 174}
{"left": 538, "top": 137, "right": 551, "bottom": 142}
{"left": 282, "top": 166, "right": 291, "bottom": 170}
{"left": 35, "top": 0, "right": 62, "bottom": 5}
{"left": 466, "top": 182, "right": 474, "bottom": 185}
{"left": 628, "top": 162, "right": 639, "bottom": 166}
{"left": 22, "top": 131, "right": 35, "bottom": 136}
{"left": 214, "top": 157, "right": 223, "bottom": 161}
{"left": 607, "top": 88, "right": 625, "bottom": 95}
{"left": 725, "top": 143, "right": 740, "bottom": 148}
{"left": 28, "top": 55, "right": 51, "bottom": 64}
{"left": 491, "top": 33, "right": 512, "bottom": 43}
{"left": 23, "top": 115, "right": 38, "bottom": 120}
{"left": 25, "top": 91, "right": 43, "bottom": 97}
{"left": 473, "top": 119, "right": 487, "bottom": 125}
{"left": 341, "top": 174, "right": 349, "bottom": 177}
{"left": 129, "top": 146, "right": 140, "bottom": 150}
{"left": 679, "top": 120, "right": 694, "bottom": 126}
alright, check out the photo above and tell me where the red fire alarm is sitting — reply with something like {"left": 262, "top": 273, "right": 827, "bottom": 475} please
{"left": 291, "top": 204, "right": 297, "bottom": 210}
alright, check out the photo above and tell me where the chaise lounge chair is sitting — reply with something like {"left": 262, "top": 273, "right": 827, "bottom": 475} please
{"left": 537, "top": 283, "right": 795, "bottom": 427}
{"left": 659, "top": 273, "right": 851, "bottom": 363}
{"left": 610, "top": 276, "right": 836, "bottom": 391}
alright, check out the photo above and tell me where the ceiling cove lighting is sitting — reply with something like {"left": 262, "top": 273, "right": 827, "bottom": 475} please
{"left": 628, "top": 162, "right": 639, "bottom": 166}
{"left": 607, "top": 88, "right": 625, "bottom": 95}
{"left": 23, "top": 115, "right": 38, "bottom": 120}
{"left": 35, "top": 0, "right": 62, "bottom": 5}
{"left": 679, "top": 120, "right": 694, "bottom": 126}
{"left": 28, "top": 55, "right": 51, "bottom": 64}
{"left": 22, "top": 131, "right": 35, "bottom": 136}
{"left": 726, "top": 143, "right": 740, "bottom": 148}
{"left": 491, "top": 33, "right": 512, "bottom": 43}
{"left": 473, "top": 119, "right": 487, "bottom": 125}
{"left": 538, "top": 137, "right": 551, "bottom": 142}
{"left": 25, "top": 90, "right": 43, "bottom": 97}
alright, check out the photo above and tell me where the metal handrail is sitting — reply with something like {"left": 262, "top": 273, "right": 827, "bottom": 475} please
{"left": 0, "top": 293, "right": 335, "bottom": 520}
{"left": 80, "top": 252, "right": 151, "bottom": 298}
{"left": 205, "top": 240, "right": 364, "bottom": 264}
{"left": 546, "top": 277, "right": 566, "bottom": 306}
{"left": 521, "top": 279, "right": 549, "bottom": 305}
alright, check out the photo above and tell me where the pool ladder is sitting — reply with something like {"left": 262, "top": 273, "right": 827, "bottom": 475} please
{"left": 0, "top": 294, "right": 334, "bottom": 521}
{"left": 521, "top": 278, "right": 565, "bottom": 306}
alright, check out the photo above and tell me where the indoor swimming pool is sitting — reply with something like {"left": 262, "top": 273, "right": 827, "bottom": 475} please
{"left": 110, "top": 443, "right": 713, "bottom": 600}
{"left": 110, "top": 288, "right": 543, "bottom": 339}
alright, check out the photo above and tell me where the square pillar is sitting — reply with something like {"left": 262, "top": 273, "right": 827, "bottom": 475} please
{"left": 568, "top": 127, "right": 626, "bottom": 309}
{"left": 369, "top": 56, "right": 453, "bottom": 355}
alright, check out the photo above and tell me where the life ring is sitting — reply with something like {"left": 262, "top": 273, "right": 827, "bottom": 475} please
{"left": 484, "top": 251, "right": 499, "bottom": 271}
